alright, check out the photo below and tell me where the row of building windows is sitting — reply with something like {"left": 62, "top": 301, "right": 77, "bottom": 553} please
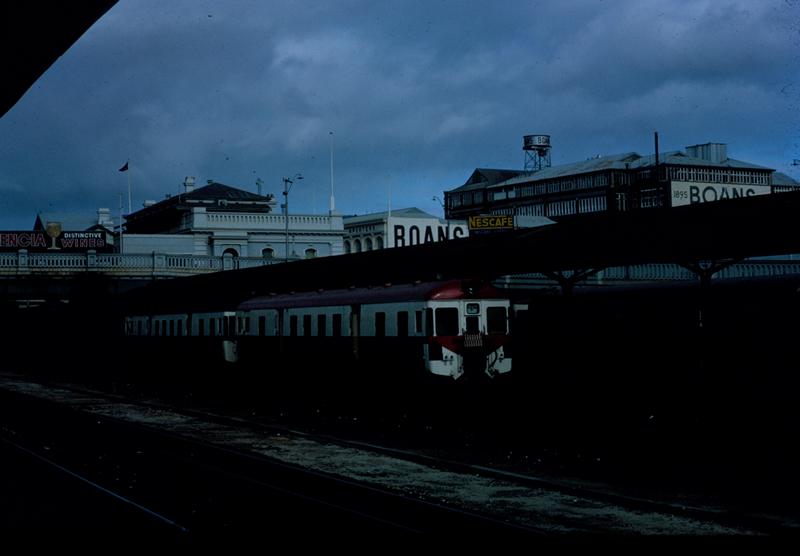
{"left": 343, "top": 236, "right": 385, "bottom": 253}
{"left": 449, "top": 166, "right": 771, "bottom": 212}
{"left": 259, "top": 247, "right": 317, "bottom": 259}
{"left": 482, "top": 173, "right": 631, "bottom": 205}
{"left": 667, "top": 166, "right": 770, "bottom": 185}
{"left": 490, "top": 195, "right": 609, "bottom": 218}
{"left": 218, "top": 247, "right": 318, "bottom": 259}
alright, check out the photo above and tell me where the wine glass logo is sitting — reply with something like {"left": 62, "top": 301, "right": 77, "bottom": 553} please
{"left": 45, "top": 221, "right": 62, "bottom": 250}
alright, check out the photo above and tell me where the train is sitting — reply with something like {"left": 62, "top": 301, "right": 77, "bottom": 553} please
{"left": 122, "top": 279, "right": 514, "bottom": 384}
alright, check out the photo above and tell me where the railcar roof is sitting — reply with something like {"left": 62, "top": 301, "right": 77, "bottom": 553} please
{"left": 237, "top": 279, "right": 507, "bottom": 311}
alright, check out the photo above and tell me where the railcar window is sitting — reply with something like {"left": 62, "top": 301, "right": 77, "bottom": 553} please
{"left": 303, "top": 314, "right": 312, "bottom": 337}
{"left": 155, "top": 321, "right": 161, "bottom": 336}
{"left": 258, "top": 316, "right": 266, "bottom": 336}
{"left": 435, "top": 308, "right": 459, "bottom": 336}
{"left": 425, "top": 308, "right": 433, "bottom": 336}
{"left": 466, "top": 316, "right": 479, "bottom": 334}
{"left": 375, "top": 312, "right": 386, "bottom": 337}
{"left": 290, "top": 315, "right": 298, "bottom": 337}
{"left": 137, "top": 321, "right": 143, "bottom": 336}
{"left": 186, "top": 318, "right": 191, "bottom": 335}
{"left": 177, "top": 321, "right": 183, "bottom": 336}
{"left": 415, "top": 311, "right": 423, "bottom": 334}
{"left": 169, "top": 320, "right": 175, "bottom": 336}
{"left": 487, "top": 306, "right": 507, "bottom": 335}
{"left": 397, "top": 311, "right": 408, "bottom": 337}
{"left": 318, "top": 314, "right": 326, "bottom": 337}
{"left": 332, "top": 313, "right": 342, "bottom": 337}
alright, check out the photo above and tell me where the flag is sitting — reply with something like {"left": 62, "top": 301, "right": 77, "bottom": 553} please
{"left": 118, "top": 161, "right": 129, "bottom": 172}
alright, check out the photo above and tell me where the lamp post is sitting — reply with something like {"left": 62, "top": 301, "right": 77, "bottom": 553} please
{"left": 282, "top": 173, "right": 303, "bottom": 262}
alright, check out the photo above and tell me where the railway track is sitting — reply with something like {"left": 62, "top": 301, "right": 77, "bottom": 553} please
{"left": 0, "top": 372, "right": 797, "bottom": 536}
{"left": 0, "top": 385, "right": 540, "bottom": 537}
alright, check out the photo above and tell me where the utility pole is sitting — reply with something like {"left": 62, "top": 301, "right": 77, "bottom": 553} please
{"left": 282, "top": 174, "right": 303, "bottom": 262}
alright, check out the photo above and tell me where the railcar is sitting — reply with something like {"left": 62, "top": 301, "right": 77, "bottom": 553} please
{"left": 237, "top": 279, "right": 512, "bottom": 380}
{"left": 123, "top": 279, "right": 513, "bottom": 382}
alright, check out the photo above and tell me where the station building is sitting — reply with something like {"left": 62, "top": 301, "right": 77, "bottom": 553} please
{"left": 122, "top": 180, "right": 344, "bottom": 260}
{"left": 342, "top": 207, "right": 468, "bottom": 254}
{"left": 444, "top": 141, "right": 800, "bottom": 222}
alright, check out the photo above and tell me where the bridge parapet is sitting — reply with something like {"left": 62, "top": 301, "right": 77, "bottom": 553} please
{"left": 0, "top": 250, "right": 276, "bottom": 278}
{"left": 496, "top": 260, "right": 800, "bottom": 289}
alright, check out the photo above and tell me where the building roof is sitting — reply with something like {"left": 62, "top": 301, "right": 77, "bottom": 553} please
{"left": 773, "top": 172, "right": 800, "bottom": 186}
{"left": 126, "top": 182, "right": 274, "bottom": 222}
{"left": 479, "top": 149, "right": 776, "bottom": 190}
{"left": 34, "top": 211, "right": 117, "bottom": 232}
{"left": 451, "top": 168, "right": 526, "bottom": 192}
{"left": 343, "top": 207, "right": 447, "bottom": 226}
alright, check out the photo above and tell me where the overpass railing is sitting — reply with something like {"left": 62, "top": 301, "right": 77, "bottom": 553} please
{"left": 495, "top": 260, "right": 800, "bottom": 289}
{"left": 3, "top": 250, "right": 800, "bottom": 283}
{"left": 0, "top": 250, "right": 276, "bottom": 278}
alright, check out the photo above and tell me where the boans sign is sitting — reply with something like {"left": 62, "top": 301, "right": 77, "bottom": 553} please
{"left": 670, "top": 182, "right": 771, "bottom": 207}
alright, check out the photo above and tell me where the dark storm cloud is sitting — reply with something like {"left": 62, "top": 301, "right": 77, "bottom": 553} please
{"left": 0, "top": 0, "right": 797, "bottom": 227}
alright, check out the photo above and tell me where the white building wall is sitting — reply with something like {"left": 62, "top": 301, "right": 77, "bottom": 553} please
{"left": 123, "top": 207, "right": 344, "bottom": 260}
{"left": 343, "top": 212, "right": 468, "bottom": 253}
{"left": 385, "top": 216, "right": 468, "bottom": 248}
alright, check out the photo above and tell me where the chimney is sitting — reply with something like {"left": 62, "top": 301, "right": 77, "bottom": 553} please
{"left": 183, "top": 176, "right": 196, "bottom": 193}
{"left": 685, "top": 143, "right": 728, "bottom": 164}
{"left": 97, "top": 208, "right": 113, "bottom": 227}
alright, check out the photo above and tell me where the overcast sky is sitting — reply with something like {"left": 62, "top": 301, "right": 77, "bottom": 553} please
{"left": 1, "top": 0, "right": 798, "bottom": 229}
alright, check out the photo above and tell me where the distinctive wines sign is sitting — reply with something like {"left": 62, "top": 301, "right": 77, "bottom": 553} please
{"left": 0, "top": 231, "right": 111, "bottom": 252}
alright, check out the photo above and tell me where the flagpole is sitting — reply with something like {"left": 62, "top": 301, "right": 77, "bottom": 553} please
{"left": 118, "top": 192, "right": 124, "bottom": 254}
{"left": 329, "top": 131, "right": 335, "bottom": 214}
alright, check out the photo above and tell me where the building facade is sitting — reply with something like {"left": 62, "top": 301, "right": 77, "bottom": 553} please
{"left": 343, "top": 207, "right": 468, "bottom": 254}
{"left": 122, "top": 181, "right": 344, "bottom": 260}
{"left": 444, "top": 142, "right": 800, "bottom": 221}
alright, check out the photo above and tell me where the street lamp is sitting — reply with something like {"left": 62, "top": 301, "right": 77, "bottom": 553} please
{"left": 282, "top": 173, "right": 303, "bottom": 262}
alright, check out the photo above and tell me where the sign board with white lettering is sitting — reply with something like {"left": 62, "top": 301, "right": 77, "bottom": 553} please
{"left": 0, "top": 231, "right": 112, "bottom": 252}
{"left": 670, "top": 182, "right": 771, "bottom": 207}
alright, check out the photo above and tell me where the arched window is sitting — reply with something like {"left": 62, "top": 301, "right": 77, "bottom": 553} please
{"left": 354, "top": 239, "right": 362, "bottom": 253}
{"left": 376, "top": 236, "right": 384, "bottom": 249}
{"left": 262, "top": 247, "right": 275, "bottom": 259}
{"left": 365, "top": 237, "right": 373, "bottom": 251}
{"left": 304, "top": 248, "right": 317, "bottom": 259}
{"left": 344, "top": 240, "right": 351, "bottom": 254}
{"left": 222, "top": 248, "right": 239, "bottom": 257}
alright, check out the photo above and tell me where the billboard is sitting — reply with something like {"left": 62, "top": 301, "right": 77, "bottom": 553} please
{"left": 670, "top": 182, "right": 771, "bottom": 207}
{"left": 467, "top": 215, "right": 514, "bottom": 233}
{"left": 0, "top": 230, "right": 112, "bottom": 252}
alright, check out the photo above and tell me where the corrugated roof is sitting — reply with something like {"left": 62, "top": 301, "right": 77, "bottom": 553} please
{"left": 126, "top": 182, "right": 273, "bottom": 221}
{"left": 343, "top": 207, "right": 444, "bottom": 226}
{"left": 34, "top": 211, "right": 117, "bottom": 231}
{"left": 493, "top": 152, "right": 640, "bottom": 187}
{"left": 484, "top": 149, "right": 775, "bottom": 190}
{"left": 773, "top": 172, "right": 800, "bottom": 186}
{"left": 451, "top": 168, "right": 526, "bottom": 192}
